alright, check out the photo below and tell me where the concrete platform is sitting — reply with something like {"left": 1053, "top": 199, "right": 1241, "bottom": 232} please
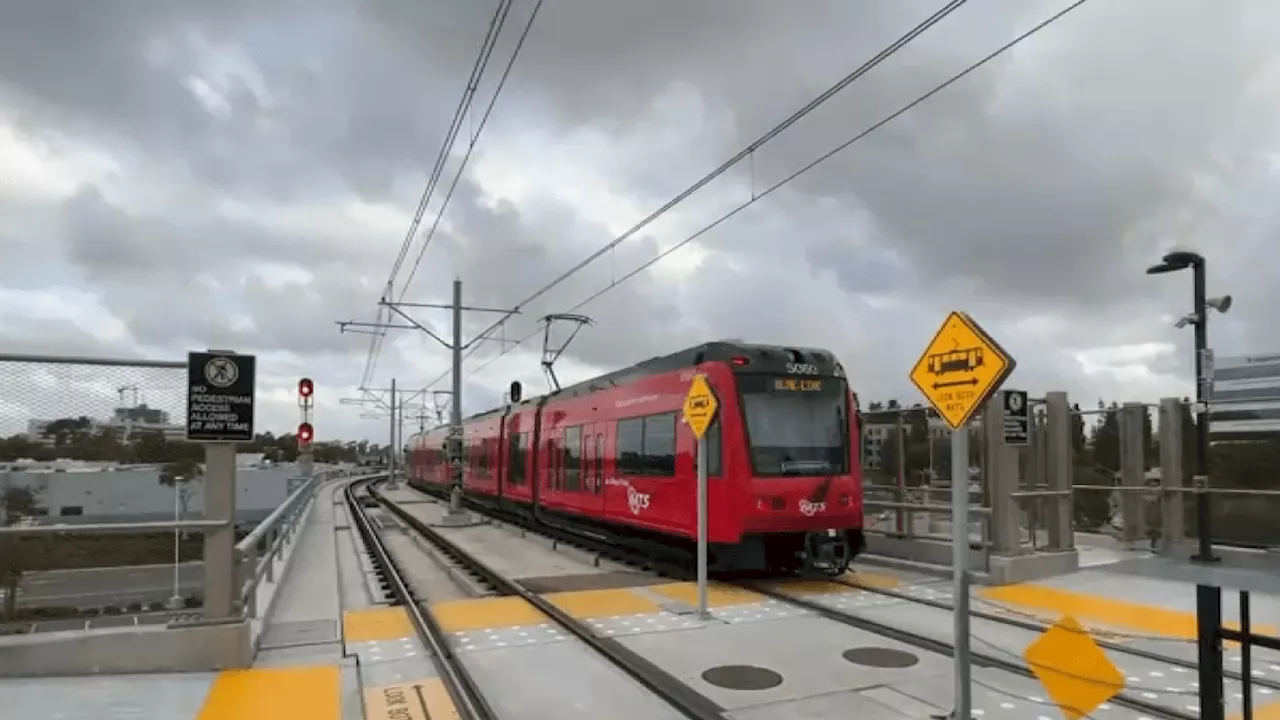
{"left": 379, "top": 485, "right": 659, "bottom": 589}
{"left": 7, "top": 481, "right": 1277, "bottom": 720}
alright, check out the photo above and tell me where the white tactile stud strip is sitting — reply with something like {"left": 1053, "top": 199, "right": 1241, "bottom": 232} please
{"left": 452, "top": 623, "right": 571, "bottom": 653}
{"left": 349, "top": 637, "right": 436, "bottom": 687}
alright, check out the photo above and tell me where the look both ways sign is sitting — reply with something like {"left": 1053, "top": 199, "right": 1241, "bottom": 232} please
{"left": 908, "top": 311, "right": 1016, "bottom": 431}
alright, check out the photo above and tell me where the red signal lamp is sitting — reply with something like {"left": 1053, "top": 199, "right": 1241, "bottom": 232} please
{"left": 297, "top": 422, "right": 314, "bottom": 444}
{"left": 298, "top": 377, "right": 314, "bottom": 398}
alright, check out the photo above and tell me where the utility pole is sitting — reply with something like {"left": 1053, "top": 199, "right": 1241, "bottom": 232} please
{"left": 337, "top": 277, "right": 521, "bottom": 523}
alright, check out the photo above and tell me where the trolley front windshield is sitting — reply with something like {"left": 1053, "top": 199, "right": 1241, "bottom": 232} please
{"left": 738, "top": 374, "right": 850, "bottom": 476}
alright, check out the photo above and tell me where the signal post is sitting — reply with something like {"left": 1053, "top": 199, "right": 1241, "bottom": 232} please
{"left": 908, "top": 312, "right": 1015, "bottom": 720}
{"left": 682, "top": 374, "right": 718, "bottom": 621}
{"left": 298, "top": 377, "right": 315, "bottom": 481}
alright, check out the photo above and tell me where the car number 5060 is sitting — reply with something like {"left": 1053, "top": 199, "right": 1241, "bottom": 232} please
{"left": 786, "top": 362, "right": 819, "bottom": 375}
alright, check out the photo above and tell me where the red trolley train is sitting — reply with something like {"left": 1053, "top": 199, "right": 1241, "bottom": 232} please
{"left": 406, "top": 341, "right": 865, "bottom": 574}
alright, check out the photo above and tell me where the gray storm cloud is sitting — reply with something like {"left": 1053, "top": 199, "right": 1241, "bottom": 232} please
{"left": 1, "top": 0, "right": 1278, "bottom": 440}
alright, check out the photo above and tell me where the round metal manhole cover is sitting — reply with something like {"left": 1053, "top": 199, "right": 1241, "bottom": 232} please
{"left": 842, "top": 647, "right": 920, "bottom": 668}
{"left": 700, "top": 665, "right": 784, "bottom": 690}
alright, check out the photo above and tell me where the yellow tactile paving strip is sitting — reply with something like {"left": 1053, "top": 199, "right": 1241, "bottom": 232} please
{"left": 196, "top": 665, "right": 341, "bottom": 720}
{"left": 344, "top": 606, "right": 415, "bottom": 642}
{"left": 649, "top": 581, "right": 765, "bottom": 607}
{"left": 980, "top": 583, "right": 1278, "bottom": 640}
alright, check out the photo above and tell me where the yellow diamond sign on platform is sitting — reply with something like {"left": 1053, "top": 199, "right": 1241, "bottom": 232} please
{"left": 682, "top": 374, "right": 718, "bottom": 440}
{"left": 909, "top": 311, "right": 1015, "bottom": 430}
{"left": 1024, "top": 614, "right": 1125, "bottom": 720}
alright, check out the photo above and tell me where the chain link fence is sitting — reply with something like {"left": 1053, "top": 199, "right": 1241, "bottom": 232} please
{"left": 0, "top": 353, "right": 189, "bottom": 462}
{"left": 0, "top": 353, "right": 205, "bottom": 629}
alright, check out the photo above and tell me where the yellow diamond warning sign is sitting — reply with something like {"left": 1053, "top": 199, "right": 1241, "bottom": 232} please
{"left": 908, "top": 311, "right": 1015, "bottom": 430}
{"left": 682, "top": 374, "right": 718, "bottom": 440}
{"left": 1023, "top": 614, "right": 1125, "bottom": 720}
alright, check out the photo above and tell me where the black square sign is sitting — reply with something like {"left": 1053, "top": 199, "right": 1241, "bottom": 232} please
{"left": 1002, "top": 389, "right": 1029, "bottom": 446}
{"left": 187, "top": 351, "right": 256, "bottom": 442}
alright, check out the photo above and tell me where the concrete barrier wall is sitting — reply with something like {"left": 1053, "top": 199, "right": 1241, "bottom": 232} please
{"left": 0, "top": 621, "right": 252, "bottom": 676}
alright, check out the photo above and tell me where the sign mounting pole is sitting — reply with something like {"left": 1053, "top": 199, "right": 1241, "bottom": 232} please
{"left": 682, "top": 373, "right": 718, "bottom": 621}
{"left": 908, "top": 312, "right": 1015, "bottom": 720}
{"left": 187, "top": 349, "right": 256, "bottom": 620}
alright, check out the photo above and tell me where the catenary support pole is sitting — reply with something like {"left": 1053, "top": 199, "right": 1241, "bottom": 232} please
{"left": 697, "top": 433, "right": 709, "bottom": 620}
{"left": 450, "top": 278, "right": 464, "bottom": 515}
{"left": 387, "top": 378, "right": 398, "bottom": 488}
{"left": 951, "top": 427, "right": 972, "bottom": 719}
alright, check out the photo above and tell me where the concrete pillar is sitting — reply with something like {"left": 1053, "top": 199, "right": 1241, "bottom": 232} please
{"left": 202, "top": 443, "right": 238, "bottom": 619}
{"left": 1158, "top": 397, "right": 1185, "bottom": 553}
{"left": 982, "top": 396, "right": 1020, "bottom": 555}
{"left": 1118, "top": 403, "right": 1146, "bottom": 544}
{"left": 1044, "top": 392, "right": 1074, "bottom": 551}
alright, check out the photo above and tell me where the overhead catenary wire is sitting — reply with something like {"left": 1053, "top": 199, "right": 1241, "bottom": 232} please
{"left": 441, "top": 0, "right": 1096, "bottom": 391}
{"left": 414, "top": 0, "right": 974, "bottom": 393}
{"left": 456, "top": 0, "right": 972, "bottom": 363}
{"left": 360, "top": 0, "right": 517, "bottom": 388}
{"left": 396, "top": 0, "right": 546, "bottom": 299}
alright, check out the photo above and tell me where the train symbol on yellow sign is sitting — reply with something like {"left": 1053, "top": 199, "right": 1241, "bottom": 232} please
{"left": 927, "top": 346, "right": 984, "bottom": 376}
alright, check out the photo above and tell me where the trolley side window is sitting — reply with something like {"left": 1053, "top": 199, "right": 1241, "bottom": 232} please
{"left": 508, "top": 431, "right": 527, "bottom": 486}
{"left": 564, "top": 426, "right": 583, "bottom": 491}
{"left": 616, "top": 412, "right": 676, "bottom": 477}
{"left": 595, "top": 434, "right": 605, "bottom": 492}
{"left": 696, "top": 418, "right": 722, "bottom": 477}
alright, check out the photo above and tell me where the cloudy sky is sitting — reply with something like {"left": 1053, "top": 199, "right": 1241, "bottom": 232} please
{"left": 2, "top": 0, "right": 1279, "bottom": 442}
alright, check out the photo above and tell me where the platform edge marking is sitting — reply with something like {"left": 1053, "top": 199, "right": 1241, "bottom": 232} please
{"left": 979, "top": 583, "right": 1277, "bottom": 640}
{"left": 196, "top": 664, "right": 341, "bottom": 720}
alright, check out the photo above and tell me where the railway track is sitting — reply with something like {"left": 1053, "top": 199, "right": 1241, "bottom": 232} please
{"left": 392, "top": 481, "right": 1210, "bottom": 719}
{"left": 348, "top": 476, "right": 725, "bottom": 720}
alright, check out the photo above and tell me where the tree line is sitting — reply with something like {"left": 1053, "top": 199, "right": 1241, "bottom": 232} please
{"left": 0, "top": 420, "right": 388, "bottom": 467}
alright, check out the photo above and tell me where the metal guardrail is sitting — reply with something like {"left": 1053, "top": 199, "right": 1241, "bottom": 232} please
{"left": 233, "top": 471, "right": 334, "bottom": 617}
{"left": 230, "top": 469, "right": 390, "bottom": 619}
{"left": 0, "top": 520, "right": 229, "bottom": 535}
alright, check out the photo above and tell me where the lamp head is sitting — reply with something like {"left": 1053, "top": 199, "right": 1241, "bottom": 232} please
{"left": 1162, "top": 250, "right": 1203, "bottom": 267}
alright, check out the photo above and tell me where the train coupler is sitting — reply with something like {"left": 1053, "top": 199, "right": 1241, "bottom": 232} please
{"left": 802, "top": 529, "right": 853, "bottom": 577}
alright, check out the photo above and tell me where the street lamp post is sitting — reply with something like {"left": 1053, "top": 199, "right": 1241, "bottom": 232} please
{"left": 1145, "top": 250, "right": 1231, "bottom": 562}
{"left": 1147, "top": 250, "right": 1234, "bottom": 720}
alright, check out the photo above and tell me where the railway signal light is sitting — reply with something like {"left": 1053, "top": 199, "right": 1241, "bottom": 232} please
{"left": 297, "top": 422, "right": 314, "bottom": 444}
{"left": 298, "top": 377, "right": 314, "bottom": 398}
